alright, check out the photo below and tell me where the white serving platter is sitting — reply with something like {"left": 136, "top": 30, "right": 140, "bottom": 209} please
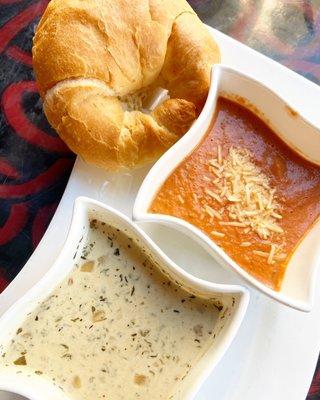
{"left": 1, "top": 27, "right": 320, "bottom": 400}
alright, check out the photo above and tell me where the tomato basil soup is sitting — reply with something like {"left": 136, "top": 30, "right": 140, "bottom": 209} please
{"left": 150, "top": 97, "right": 320, "bottom": 290}
{"left": 1, "top": 221, "right": 220, "bottom": 400}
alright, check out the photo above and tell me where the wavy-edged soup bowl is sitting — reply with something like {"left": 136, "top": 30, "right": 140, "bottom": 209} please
{"left": 133, "top": 64, "right": 320, "bottom": 313}
{"left": 0, "top": 196, "right": 249, "bottom": 400}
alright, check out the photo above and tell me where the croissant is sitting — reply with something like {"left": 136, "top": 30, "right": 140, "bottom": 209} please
{"left": 32, "top": 0, "right": 220, "bottom": 170}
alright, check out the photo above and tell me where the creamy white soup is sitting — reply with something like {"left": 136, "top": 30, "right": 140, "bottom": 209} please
{"left": 1, "top": 220, "right": 220, "bottom": 400}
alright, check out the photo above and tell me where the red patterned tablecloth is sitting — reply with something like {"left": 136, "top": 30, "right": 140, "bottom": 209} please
{"left": 0, "top": 0, "right": 319, "bottom": 397}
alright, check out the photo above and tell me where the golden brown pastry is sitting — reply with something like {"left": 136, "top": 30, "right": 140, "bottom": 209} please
{"left": 33, "top": 0, "right": 220, "bottom": 170}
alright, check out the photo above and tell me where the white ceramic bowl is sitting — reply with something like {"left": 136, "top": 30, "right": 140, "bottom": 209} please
{"left": 133, "top": 64, "right": 320, "bottom": 313}
{"left": 0, "top": 196, "right": 249, "bottom": 400}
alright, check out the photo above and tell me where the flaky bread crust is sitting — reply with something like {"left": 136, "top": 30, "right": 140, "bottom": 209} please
{"left": 33, "top": 0, "right": 220, "bottom": 170}
{"left": 44, "top": 81, "right": 196, "bottom": 169}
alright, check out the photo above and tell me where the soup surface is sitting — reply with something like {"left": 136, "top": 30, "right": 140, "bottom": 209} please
{"left": 0, "top": 221, "right": 219, "bottom": 400}
{"left": 150, "top": 97, "right": 320, "bottom": 290}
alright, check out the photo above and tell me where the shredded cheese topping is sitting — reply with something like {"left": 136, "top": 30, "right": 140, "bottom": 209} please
{"left": 204, "top": 146, "right": 286, "bottom": 264}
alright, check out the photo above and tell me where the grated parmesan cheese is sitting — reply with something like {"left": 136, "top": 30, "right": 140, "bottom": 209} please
{"left": 240, "top": 242, "right": 252, "bottom": 247}
{"left": 177, "top": 195, "right": 184, "bottom": 204}
{"left": 202, "top": 146, "right": 287, "bottom": 264}
{"left": 267, "top": 244, "right": 276, "bottom": 264}
{"left": 205, "top": 147, "right": 284, "bottom": 240}
{"left": 253, "top": 250, "right": 269, "bottom": 258}
{"left": 211, "top": 230, "right": 225, "bottom": 238}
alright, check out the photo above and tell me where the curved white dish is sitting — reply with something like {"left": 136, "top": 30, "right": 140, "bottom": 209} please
{"left": 133, "top": 64, "right": 320, "bottom": 312}
{"left": 1, "top": 27, "right": 320, "bottom": 400}
{"left": 0, "top": 197, "right": 248, "bottom": 400}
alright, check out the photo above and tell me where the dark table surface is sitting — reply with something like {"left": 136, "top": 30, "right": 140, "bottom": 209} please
{"left": 0, "top": 0, "right": 319, "bottom": 398}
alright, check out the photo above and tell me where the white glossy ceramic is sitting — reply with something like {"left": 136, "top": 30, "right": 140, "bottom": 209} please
{"left": 133, "top": 64, "right": 320, "bottom": 313}
{"left": 1, "top": 27, "right": 320, "bottom": 400}
{"left": 0, "top": 197, "right": 249, "bottom": 400}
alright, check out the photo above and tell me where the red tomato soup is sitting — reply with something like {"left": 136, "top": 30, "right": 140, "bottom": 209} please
{"left": 150, "top": 97, "right": 320, "bottom": 291}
